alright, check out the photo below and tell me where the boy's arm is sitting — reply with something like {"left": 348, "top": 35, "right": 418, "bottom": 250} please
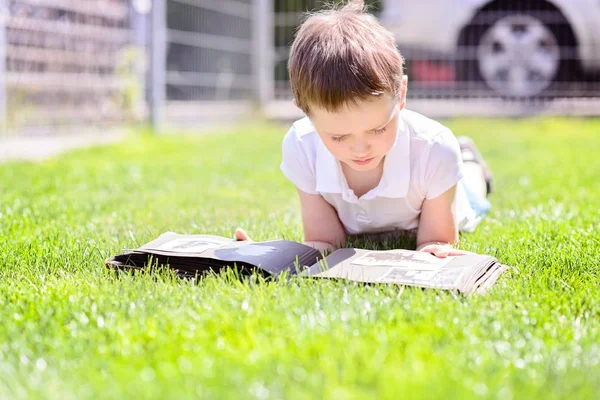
{"left": 297, "top": 188, "right": 346, "bottom": 254}
{"left": 234, "top": 189, "right": 344, "bottom": 254}
{"left": 416, "top": 185, "right": 472, "bottom": 258}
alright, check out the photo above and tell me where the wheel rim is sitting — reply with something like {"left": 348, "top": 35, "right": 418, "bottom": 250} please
{"left": 477, "top": 14, "right": 561, "bottom": 97}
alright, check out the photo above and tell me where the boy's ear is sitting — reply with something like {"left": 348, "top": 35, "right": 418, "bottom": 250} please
{"left": 293, "top": 98, "right": 310, "bottom": 116}
{"left": 399, "top": 75, "right": 408, "bottom": 110}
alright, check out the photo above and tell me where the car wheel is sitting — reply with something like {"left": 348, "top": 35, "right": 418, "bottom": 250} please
{"left": 457, "top": 9, "right": 577, "bottom": 98}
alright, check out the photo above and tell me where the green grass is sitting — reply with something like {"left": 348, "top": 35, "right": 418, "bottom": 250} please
{"left": 0, "top": 117, "right": 599, "bottom": 399}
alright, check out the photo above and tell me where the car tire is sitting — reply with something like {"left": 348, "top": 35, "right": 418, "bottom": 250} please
{"left": 456, "top": 7, "right": 578, "bottom": 98}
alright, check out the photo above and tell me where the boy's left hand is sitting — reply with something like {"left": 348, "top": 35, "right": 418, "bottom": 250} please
{"left": 418, "top": 243, "right": 474, "bottom": 258}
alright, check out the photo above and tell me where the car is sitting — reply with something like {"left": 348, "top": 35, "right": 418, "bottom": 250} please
{"left": 380, "top": 0, "right": 600, "bottom": 97}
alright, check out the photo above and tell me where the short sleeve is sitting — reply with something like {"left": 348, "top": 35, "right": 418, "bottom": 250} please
{"left": 280, "top": 126, "right": 319, "bottom": 195}
{"left": 424, "top": 129, "right": 464, "bottom": 200}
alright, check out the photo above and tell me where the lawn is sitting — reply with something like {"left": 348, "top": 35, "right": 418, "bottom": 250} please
{"left": 0, "top": 117, "right": 599, "bottom": 399}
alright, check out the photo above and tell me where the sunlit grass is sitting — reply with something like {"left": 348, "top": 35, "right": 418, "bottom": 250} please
{"left": 0, "top": 117, "right": 599, "bottom": 399}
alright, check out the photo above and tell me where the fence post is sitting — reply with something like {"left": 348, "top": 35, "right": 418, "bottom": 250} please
{"left": 253, "top": 0, "right": 274, "bottom": 108}
{"left": 131, "top": 0, "right": 151, "bottom": 123}
{"left": 150, "top": 0, "right": 166, "bottom": 131}
{"left": 0, "top": 0, "right": 7, "bottom": 133}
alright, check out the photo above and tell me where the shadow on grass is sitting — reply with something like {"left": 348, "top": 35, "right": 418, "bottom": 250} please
{"left": 345, "top": 229, "right": 418, "bottom": 252}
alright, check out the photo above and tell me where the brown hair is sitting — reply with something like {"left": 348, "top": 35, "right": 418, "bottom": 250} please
{"left": 288, "top": 0, "right": 405, "bottom": 114}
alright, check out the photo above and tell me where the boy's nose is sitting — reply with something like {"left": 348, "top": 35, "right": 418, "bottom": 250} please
{"left": 352, "top": 141, "right": 370, "bottom": 155}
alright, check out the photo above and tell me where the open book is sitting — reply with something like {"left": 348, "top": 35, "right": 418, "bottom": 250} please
{"left": 106, "top": 232, "right": 511, "bottom": 294}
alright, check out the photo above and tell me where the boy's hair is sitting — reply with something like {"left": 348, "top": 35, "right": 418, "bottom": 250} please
{"left": 288, "top": 0, "right": 405, "bottom": 114}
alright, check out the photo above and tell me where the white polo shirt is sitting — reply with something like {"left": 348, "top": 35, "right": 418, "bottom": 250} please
{"left": 280, "top": 109, "right": 479, "bottom": 234}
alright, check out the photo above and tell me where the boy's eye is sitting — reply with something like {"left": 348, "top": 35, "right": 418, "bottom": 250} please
{"left": 372, "top": 127, "right": 387, "bottom": 135}
{"left": 332, "top": 135, "right": 348, "bottom": 142}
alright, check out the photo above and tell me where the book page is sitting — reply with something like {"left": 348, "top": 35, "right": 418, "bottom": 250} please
{"left": 350, "top": 250, "right": 455, "bottom": 270}
{"left": 378, "top": 267, "right": 440, "bottom": 285}
{"left": 153, "top": 238, "right": 227, "bottom": 253}
{"left": 378, "top": 266, "right": 462, "bottom": 287}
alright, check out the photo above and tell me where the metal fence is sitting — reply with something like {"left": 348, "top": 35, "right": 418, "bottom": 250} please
{"left": 0, "top": 0, "right": 598, "bottom": 138}
{"left": 268, "top": 0, "right": 600, "bottom": 119}
{"left": 0, "top": 0, "right": 145, "bottom": 136}
{"left": 159, "top": 0, "right": 267, "bottom": 127}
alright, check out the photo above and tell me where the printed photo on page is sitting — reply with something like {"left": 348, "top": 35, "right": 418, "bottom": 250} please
{"left": 378, "top": 267, "right": 440, "bottom": 285}
{"left": 350, "top": 250, "right": 455, "bottom": 269}
{"left": 379, "top": 266, "right": 462, "bottom": 287}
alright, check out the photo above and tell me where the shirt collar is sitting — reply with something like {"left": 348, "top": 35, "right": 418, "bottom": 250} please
{"left": 314, "top": 113, "right": 411, "bottom": 200}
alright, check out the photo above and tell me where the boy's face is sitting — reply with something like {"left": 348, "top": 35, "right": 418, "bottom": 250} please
{"left": 307, "top": 86, "right": 407, "bottom": 172}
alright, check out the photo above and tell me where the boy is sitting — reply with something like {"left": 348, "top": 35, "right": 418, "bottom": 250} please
{"left": 236, "top": 0, "right": 492, "bottom": 258}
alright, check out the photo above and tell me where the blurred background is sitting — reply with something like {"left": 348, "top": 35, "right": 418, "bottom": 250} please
{"left": 0, "top": 0, "right": 598, "bottom": 139}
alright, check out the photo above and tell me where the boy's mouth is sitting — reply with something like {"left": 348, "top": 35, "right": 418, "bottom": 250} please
{"left": 352, "top": 157, "right": 374, "bottom": 166}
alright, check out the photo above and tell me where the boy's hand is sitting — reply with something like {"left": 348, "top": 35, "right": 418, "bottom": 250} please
{"left": 417, "top": 243, "right": 474, "bottom": 258}
{"left": 234, "top": 228, "right": 253, "bottom": 242}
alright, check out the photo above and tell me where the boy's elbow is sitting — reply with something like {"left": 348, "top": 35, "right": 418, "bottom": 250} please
{"left": 303, "top": 240, "right": 338, "bottom": 254}
{"left": 304, "top": 232, "right": 346, "bottom": 249}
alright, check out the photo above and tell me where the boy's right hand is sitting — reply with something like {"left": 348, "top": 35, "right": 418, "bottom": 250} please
{"left": 234, "top": 228, "right": 252, "bottom": 242}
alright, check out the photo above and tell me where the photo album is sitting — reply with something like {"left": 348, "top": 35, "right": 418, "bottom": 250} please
{"left": 106, "top": 232, "right": 511, "bottom": 294}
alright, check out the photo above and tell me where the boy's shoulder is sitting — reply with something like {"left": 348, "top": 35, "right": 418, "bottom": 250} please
{"left": 402, "top": 109, "right": 461, "bottom": 165}
{"left": 281, "top": 117, "right": 320, "bottom": 159}
{"left": 282, "top": 117, "right": 320, "bottom": 150}
{"left": 401, "top": 109, "right": 452, "bottom": 141}
{"left": 290, "top": 116, "right": 318, "bottom": 138}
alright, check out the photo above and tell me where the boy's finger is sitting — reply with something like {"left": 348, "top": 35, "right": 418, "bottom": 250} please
{"left": 433, "top": 248, "right": 449, "bottom": 258}
{"left": 447, "top": 249, "right": 474, "bottom": 256}
{"left": 234, "top": 228, "right": 251, "bottom": 241}
{"left": 421, "top": 245, "right": 449, "bottom": 258}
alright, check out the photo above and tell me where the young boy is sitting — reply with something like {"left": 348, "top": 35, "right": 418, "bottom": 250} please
{"left": 236, "top": 0, "right": 492, "bottom": 258}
